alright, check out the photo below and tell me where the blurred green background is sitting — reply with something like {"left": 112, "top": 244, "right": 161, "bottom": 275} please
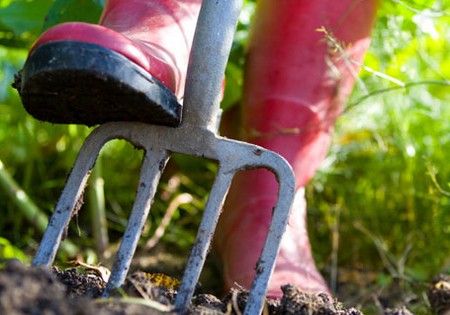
{"left": 0, "top": 0, "right": 449, "bottom": 312}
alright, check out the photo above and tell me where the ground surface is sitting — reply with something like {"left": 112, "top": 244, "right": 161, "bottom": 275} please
{"left": 1, "top": 260, "right": 449, "bottom": 315}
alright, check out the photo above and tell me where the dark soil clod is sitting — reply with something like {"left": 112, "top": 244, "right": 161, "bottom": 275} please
{"left": 52, "top": 266, "right": 105, "bottom": 298}
{"left": 279, "top": 284, "right": 362, "bottom": 315}
{"left": 427, "top": 274, "right": 450, "bottom": 315}
{"left": 0, "top": 260, "right": 98, "bottom": 315}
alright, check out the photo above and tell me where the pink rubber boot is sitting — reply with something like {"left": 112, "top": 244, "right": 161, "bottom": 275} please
{"left": 216, "top": 0, "right": 378, "bottom": 297}
{"left": 15, "top": 0, "right": 201, "bottom": 126}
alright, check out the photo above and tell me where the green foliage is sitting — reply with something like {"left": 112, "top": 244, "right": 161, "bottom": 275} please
{"left": 0, "top": 0, "right": 53, "bottom": 47}
{"left": 43, "top": 0, "right": 104, "bottom": 31}
{"left": 0, "top": 237, "right": 28, "bottom": 263}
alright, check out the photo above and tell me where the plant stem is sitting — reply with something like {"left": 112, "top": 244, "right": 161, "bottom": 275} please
{"left": 0, "top": 158, "right": 78, "bottom": 256}
{"left": 88, "top": 157, "right": 109, "bottom": 259}
{"left": 0, "top": 159, "right": 48, "bottom": 232}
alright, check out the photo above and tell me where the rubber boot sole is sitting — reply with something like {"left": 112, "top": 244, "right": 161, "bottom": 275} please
{"left": 14, "top": 41, "right": 182, "bottom": 127}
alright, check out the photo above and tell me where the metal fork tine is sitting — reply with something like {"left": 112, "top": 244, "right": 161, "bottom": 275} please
{"left": 210, "top": 139, "right": 295, "bottom": 315}
{"left": 33, "top": 127, "right": 110, "bottom": 267}
{"left": 175, "top": 167, "right": 234, "bottom": 311}
{"left": 245, "top": 155, "right": 295, "bottom": 315}
{"left": 104, "top": 149, "right": 170, "bottom": 295}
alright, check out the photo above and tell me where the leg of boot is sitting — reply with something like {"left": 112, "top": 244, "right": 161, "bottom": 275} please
{"left": 216, "top": 0, "right": 378, "bottom": 297}
{"left": 16, "top": 0, "right": 202, "bottom": 125}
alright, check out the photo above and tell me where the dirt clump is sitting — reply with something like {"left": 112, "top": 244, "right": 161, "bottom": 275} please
{"left": 278, "top": 284, "right": 362, "bottom": 315}
{"left": 427, "top": 274, "right": 450, "bottom": 315}
{"left": 0, "top": 260, "right": 97, "bottom": 315}
{"left": 53, "top": 265, "right": 105, "bottom": 298}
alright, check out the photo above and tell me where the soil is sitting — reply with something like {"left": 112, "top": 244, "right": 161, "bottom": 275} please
{"left": 1, "top": 260, "right": 449, "bottom": 315}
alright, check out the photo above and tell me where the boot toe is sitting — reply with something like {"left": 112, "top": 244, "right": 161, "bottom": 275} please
{"left": 17, "top": 41, "right": 182, "bottom": 126}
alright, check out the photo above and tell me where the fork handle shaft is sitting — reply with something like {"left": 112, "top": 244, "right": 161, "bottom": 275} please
{"left": 182, "top": 0, "right": 243, "bottom": 130}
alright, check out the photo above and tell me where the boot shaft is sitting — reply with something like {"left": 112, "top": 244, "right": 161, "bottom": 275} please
{"left": 243, "top": 0, "right": 378, "bottom": 186}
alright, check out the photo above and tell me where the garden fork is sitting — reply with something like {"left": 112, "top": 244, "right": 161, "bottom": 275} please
{"left": 31, "top": 0, "right": 295, "bottom": 314}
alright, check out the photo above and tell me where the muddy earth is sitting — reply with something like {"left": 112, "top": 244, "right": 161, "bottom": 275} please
{"left": 1, "top": 260, "right": 449, "bottom": 315}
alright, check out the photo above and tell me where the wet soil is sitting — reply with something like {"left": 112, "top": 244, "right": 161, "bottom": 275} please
{"left": 1, "top": 260, "right": 449, "bottom": 315}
